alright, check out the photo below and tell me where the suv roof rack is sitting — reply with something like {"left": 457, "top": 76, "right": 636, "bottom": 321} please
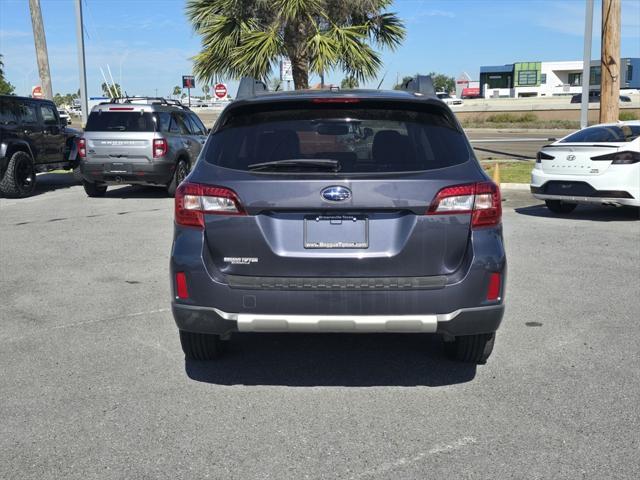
{"left": 399, "top": 75, "right": 435, "bottom": 97}
{"left": 99, "top": 96, "right": 192, "bottom": 110}
{"left": 235, "top": 77, "right": 269, "bottom": 101}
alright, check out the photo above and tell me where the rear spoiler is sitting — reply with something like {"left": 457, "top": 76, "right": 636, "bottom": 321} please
{"left": 236, "top": 77, "right": 269, "bottom": 101}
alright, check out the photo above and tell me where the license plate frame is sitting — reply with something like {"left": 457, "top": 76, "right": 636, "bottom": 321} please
{"left": 303, "top": 215, "right": 369, "bottom": 249}
{"left": 105, "top": 162, "right": 132, "bottom": 174}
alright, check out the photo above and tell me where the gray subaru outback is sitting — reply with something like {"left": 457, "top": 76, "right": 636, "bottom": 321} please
{"left": 79, "top": 98, "right": 208, "bottom": 197}
{"left": 170, "top": 79, "right": 506, "bottom": 364}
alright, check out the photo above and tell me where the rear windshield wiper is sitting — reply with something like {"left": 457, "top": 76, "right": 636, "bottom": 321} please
{"left": 247, "top": 158, "right": 340, "bottom": 172}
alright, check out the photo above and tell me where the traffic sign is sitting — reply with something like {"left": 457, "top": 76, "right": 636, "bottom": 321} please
{"left": 32, "top": 85, "right": 43, "bottom": 98}
{"left": 214, "top": 83, "right": 227, "bottom": 99}
{"left": 182, "top": 75, "right": 195, "bottom": 89}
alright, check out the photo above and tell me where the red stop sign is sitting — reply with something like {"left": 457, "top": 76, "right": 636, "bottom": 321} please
{"left": 214, "top": 83, "right": 227, "bottom": 99}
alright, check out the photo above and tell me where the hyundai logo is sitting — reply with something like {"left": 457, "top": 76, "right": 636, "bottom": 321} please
{"left": 566, "top": 154, "right": 576, "bottom": 161}
{"left": 321, "top": 186, "right": 351, "bottom": 202}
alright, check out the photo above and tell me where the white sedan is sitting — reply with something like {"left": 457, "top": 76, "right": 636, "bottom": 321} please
{"left": 436, "top": 92, "right": 463, "bottom": 106}
{"left": 531, "top": 121, "right": 640, "bottom": 213}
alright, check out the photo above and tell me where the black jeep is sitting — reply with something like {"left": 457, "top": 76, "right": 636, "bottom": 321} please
{"left": 0, "top": 95, "right": 80, "bottom": 198}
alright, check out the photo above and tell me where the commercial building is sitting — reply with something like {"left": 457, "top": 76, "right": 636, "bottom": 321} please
{"left": 478, "top": 58, "right": 639, "bottom": 98}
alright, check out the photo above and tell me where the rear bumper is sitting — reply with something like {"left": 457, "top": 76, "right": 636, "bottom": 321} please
{"left": 80, "top": 159, "right": 175, "bottom": 186}
{"left": 170, "top": 226, "right": 507, "bottom": 337}
{"left": 531, "top": 166, "right": 640, "bottom": 207}
{"left": 172, "top": 303, "right": 504, "bottom": 337}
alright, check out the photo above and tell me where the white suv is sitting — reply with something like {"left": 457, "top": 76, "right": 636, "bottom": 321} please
{"left": 531, "top": 121, "right": 640, "bottom": 213}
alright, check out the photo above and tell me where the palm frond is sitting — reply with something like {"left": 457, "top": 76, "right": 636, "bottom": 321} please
{"left": 228, "top": 27, "right": 285, "bottom": 80}
{"left": 365, "top": 12, "right": 405, "bottom": 49}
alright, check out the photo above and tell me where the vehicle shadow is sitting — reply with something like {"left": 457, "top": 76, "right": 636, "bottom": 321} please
{"left": 30, "top": 172, "right": 80, "bottom": 197}
{"left": 104, "top": 185, "right": 171, "bottom": 199}
{"left": 515, "top": 203, "right": 639, "bottom": 222}
{"left": 185, "top": 333, "right": 477, "bottom": 387}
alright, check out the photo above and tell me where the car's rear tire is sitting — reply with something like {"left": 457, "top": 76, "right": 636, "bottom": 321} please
{"left": 167, "top": 159, "right": 189, "bottom": 197}
{"left": 445, "top": 333, "right": 495, "bottom": 364}
{"left": 545, "top": 200, "right": 577, "bottom": 214}
{"left": 82, "top": 180, "right": 107, "bottom": 197}
{"left": 179, "top": 331, "right": 222, "bottom": 360}
{"left": 0, "top": 151, "right": 37, "bottom": 198}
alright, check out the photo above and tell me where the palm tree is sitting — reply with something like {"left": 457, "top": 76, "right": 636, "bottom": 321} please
{"left": 186, "top": 0, "right": 405, "bottom": 90}
{"left": 173, "top": 86, "right": 182, "bottom": 99}
{"left": 340, "top": 76, "right": 359, "bottom": 89}
{"left": 202, "top": 84, "right": 210, "bottom": 99}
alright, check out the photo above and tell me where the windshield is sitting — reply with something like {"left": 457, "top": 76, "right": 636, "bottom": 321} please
{"left": 560, "top": 125, "right": 640, "bottom": 143}
{"left": 204, "top": 107, "right": 470, "bottom": 173}
{"left": 85, "top": 111, "right": 156, "bottom": 132}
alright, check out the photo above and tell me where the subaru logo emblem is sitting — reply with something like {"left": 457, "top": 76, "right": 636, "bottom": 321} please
{"left": 566, "top": 154, "right": 576, "bottom": 161}
{"left": 321, "top": 186, "right": 351, "bottom": 202}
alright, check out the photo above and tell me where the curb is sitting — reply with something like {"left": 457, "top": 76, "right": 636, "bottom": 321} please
{"left": 500, "top": 183, "right": 530, "bottom": 191}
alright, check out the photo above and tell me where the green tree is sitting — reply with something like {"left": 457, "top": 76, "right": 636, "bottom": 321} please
{"left": 0, "top": 54, "right": 16, "bottom": 95}
{"left": 428, "top": 71, "right": 455, "bottom": 93}
{"left": 340, "top": 75, "right": 359, "bottom": 89}
{"left": 101, "top": 82, "right": 122, "bottom": 98}
{"left": 393, "top": 75, "right": 413, "bottom": 90}
{"left": 173, "top": 86, "right": 182, "bottom": 98}
{"left": 202, "top": 84, "right": 210, "bottom": 99}
{"left": 186, "top": 0, "right": 405, "bottom": 90}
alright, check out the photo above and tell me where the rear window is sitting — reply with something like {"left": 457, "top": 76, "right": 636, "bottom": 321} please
{"left": 205, "top": 106, "right": 470, "bottom": 173}
{"left": 85, "top": 111, "right": 156, "bottom": 132}
{"left": 561, "top": 125, "right": 640, "bottom": 143}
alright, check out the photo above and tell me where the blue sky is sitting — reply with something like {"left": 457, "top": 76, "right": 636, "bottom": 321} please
{"left": 1, "top": 0, "right": 639, "bottom": 97}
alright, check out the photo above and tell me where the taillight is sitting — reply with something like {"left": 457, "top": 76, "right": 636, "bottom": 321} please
{"left": 536, "top": 151, "right": 554, "bottom": 163}
{"left": 591, "top": 151, "right": 640, "bottom": 165}
{"left": 153, "top": 139, "right": 168, "bottom": 158}
{"left": 77, "top": 137, "right": 86, "bottom": 158}
{"left": 175, "top": 182, "right": 246, "bottom": 228}
{"left": 427, "top": 181, "right": 502, "bottom": 228}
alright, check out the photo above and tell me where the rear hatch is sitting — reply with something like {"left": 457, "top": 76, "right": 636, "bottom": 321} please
{"left": 83, "top": 109, "right": 157, "bottom": 165}
{"left": 540, "top": 123, "right": 640, "bottom": 176}
{"left": 189, "top": 98, "right": 488, "bottom": 279}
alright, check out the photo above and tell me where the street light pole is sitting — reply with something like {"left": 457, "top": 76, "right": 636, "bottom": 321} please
{"left": 580, "top": 0, "right": 594, "bottom": 129}
{"left": 74, "top": 0, "right": 89, "bottom": 126}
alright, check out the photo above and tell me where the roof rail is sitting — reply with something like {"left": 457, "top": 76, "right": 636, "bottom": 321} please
{"left": 100, "top": 96, "right": 192, "bottom": 110}
{"left": 235, "top": 77, "right": 268, "bottom": 100}
{"left": 400, "top": 75, "right": 435, "bottom": 96}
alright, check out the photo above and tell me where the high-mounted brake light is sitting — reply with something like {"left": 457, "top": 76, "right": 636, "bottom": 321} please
{"left": 311, "top": 98, "right": 361, "bottom": 104}
{"left": 77, "top": 137, "right": 86, "bottom": 158}
{"left": 109, "top": 107, "right": 134, "bottom": 111}
{"left": 153, "top": 138, "right": 168, "bottom": 158}
{"left": 427, "top": 181, "right": 501, "bottom": 228}
{"left": 175, "top": 182, "right": 246, "bottom": 228}
{"left": 591, "top": 150, "right": 640, "bottom": 165}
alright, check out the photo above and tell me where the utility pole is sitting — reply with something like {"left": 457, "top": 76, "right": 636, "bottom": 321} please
{"left": 28, "top": 0, "right": 53, "bottom": 99}
{"left": 580, "top": 0, "right": 594, "bottom": 129}
{"left": 599, "top": 0, "right": 621, "bottom": 123}
{"left": 75, "top": 0, "right": 89, "bottom": 126}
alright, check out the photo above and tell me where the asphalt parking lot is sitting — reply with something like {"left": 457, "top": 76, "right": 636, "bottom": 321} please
{"left": 1, "top": 174, "right": 639, "bottom": 479}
